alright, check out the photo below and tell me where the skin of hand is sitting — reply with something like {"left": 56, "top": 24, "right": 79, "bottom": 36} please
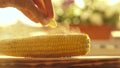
{"left": 0, "top": 0, "right": 54, "bottom": 25}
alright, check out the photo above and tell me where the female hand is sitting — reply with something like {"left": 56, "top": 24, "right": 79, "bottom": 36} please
{"left": 0, "top": 0, "right": 54, "bottom": 25}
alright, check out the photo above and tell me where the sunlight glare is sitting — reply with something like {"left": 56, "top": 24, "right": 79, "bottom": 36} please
{"left": 0, "top": 7, "right": 18, "bottom": 27}
{"left": 75, "top": 0, "right": 85, "bottom": 9}
{"left": 107, "top": 0, "right": 120, "bottom": 6}
{"left": 0, "top": 7, "right": 42, "bottom": 27}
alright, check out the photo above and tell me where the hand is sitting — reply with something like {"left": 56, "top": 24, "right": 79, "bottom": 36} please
{"left": 0, "top": 0, "right": 54, "bottom": 25}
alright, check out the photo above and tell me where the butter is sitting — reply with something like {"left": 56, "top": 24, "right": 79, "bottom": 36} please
{"left": 48, "top": 19, "right": 57, "bottom": 28}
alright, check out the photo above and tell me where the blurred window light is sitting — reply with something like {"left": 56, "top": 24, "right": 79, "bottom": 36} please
{"left": 0, "top": 7, "right": 42, "bottom": 27}
{"left": 107, "top": 0, "right": 120, "bottom": 6}
{"left": 75, "top": 0, "right": 85, "bottom": 9}
{"left": 0, "top": 7, "right": 18, "bottom": 27}
{"left": 111, "top": 31, "right": 120, "bottom": 38}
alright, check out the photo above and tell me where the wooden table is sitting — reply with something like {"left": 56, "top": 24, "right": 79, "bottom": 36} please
{"left": 0, "top": 56, "right": 120, "bottom": 68}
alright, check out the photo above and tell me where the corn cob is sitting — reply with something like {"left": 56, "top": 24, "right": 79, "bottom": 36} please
{"left": 0, "top": 34, "right": 90, "bottom": 58}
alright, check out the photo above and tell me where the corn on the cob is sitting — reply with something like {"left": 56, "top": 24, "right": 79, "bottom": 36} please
{"left": 0, "top": 34, "right": 90, "bottom": 58}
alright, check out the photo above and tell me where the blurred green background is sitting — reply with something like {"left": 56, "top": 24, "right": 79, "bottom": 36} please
{"left": 52, "top": 0, "right": 120, "bottom": 28}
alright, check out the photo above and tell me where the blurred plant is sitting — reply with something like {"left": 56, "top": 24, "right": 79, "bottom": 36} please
{"left": 53, "top": 0, "right": 120, "bottom": 26}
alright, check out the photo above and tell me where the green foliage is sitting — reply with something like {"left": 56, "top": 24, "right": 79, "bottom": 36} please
{"left": 53, "top": 0, "right": 120, "bottom": 26}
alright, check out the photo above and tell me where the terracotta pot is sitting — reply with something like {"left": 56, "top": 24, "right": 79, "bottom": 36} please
{"left": 70, "top": 24, "right": 115, "bottom": 40}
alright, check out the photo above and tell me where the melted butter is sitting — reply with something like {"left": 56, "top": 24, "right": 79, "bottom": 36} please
{"left": 48, "top": 19, "right": 57, "bottom": 28}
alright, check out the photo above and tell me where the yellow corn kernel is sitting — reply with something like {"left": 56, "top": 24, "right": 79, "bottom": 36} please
{"left": 0, "top": 34, "right": 90, "bottom": 58}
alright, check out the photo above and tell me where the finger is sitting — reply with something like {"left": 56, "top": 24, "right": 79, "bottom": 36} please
{"left": 19, "top": 8, "right": 48, "bottom": 25}
{"left": 32, "top": 0, "right": 47, "bottom": 16}
{"left": 43, "top": 0, "right": 54, "bottom": 19}
{"left": 14, "top": 0, "right": 49, "bottom": 25}
{"left": 33, "top": 0, "right": 54, "bottom": 19}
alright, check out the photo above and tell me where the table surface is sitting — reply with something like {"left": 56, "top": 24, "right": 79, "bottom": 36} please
{"left": 0, "top": 56, "right": 120, "bottom": 68}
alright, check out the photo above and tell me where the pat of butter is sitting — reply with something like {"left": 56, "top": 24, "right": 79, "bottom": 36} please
{"left": 48, "top": 19, "right": 57, "bottom": 28}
